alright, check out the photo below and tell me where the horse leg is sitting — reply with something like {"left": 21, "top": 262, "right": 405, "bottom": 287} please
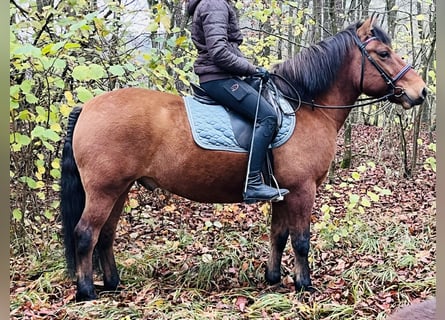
{"left": 266, "top": 187, "right": 315, "bottom": 292}
{"left": 288, "top": 188, "right": 316, "bottom": 292}
{"left": 74, "top": 192, "right": 118, "bottom": 301}
{"left": 265, "top": 202, "right": 289, "bottom": 285}
{"left": 96, "top": 190, "right": 129, "bottom": 292}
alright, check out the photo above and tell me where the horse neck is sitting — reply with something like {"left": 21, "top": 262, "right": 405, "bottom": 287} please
{"left": 309, "top": 75, "right": 360, "bottom": 132}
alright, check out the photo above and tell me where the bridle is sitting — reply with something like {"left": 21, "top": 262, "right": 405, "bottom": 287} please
{"left": 353, "top": 34, "right": 412, "bottom": 98}
{"left": 273, "top": 33, "right": 414, "bottom": 110}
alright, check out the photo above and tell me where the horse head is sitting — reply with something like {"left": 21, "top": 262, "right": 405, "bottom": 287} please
{"left": 355, "top": 15, "right": 427, "bottom": 109}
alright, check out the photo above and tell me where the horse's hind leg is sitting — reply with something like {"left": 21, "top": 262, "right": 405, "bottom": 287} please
{"left": 96, "top": 190, "right": 129, "bottom": 292}
{"left": 96, "top": 189, "right": 129, "bottom": 291}
{"left": 74, "top": 190, "right": 122, "bottom": 301}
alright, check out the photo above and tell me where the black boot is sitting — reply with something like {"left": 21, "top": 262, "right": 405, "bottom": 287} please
{"left": 243, "top": 170, "right": 289, "bottom": 204}
{"left": 243, "top": 117, "right": 289, "bottom": 204}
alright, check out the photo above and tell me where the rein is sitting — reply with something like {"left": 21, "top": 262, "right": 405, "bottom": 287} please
{"left": 271, "top": 73, "right": 395, "bottom": 111}
{"left": 273, "top": 34, "right": 413, "bottom": 111}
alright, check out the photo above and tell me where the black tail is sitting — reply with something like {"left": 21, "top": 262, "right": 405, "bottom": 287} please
{"left": 60, "top": 106, "right": 84, "bottom": 278}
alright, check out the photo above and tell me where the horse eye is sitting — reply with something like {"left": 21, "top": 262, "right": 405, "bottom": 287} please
{"left": 378, "top": 51, "right": 390, "bottom": 59}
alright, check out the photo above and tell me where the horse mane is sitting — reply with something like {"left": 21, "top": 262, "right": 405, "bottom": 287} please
{"left": 271, "top": 21, "right": 392, "bottom": 102}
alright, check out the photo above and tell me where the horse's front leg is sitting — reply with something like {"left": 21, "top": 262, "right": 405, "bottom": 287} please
{"left": 267, "top": 188, "right": 315, "bottom": 291}
{"left": 265, "top": 201, "right": 289, "bottom": 285}
{"left": 290, "top": 223, "right": 312, "bottom": 291}
{"left": 288, "top": 189, "right": 316, "bottom": 292}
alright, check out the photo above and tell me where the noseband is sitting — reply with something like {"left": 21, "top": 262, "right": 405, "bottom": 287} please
{"left": 354, "top": 35, "right": 412, "bottom": 98}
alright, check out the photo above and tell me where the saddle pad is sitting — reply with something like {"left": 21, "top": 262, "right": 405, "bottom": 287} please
{"left": 183, "top": 96, "right": 296, "bottom": 153}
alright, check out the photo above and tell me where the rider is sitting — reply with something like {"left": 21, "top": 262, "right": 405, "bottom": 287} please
{"left": 186, "top": 0, "right": 289, "bottom": 203}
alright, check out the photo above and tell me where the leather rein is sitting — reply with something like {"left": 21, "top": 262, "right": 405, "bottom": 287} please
{"left": 274, "top": 34, "right": 413, "bottom": 111}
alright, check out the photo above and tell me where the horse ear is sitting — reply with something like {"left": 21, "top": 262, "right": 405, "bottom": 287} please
{"left": 357, "top": 14, "right": 380, "bottom": 40}
{"left": 369, "top": 12, "right": 380, "bottom": 29}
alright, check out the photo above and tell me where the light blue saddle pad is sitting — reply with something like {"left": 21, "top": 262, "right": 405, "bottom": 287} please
{"left": 183, "top": 96, "right": 296, "bottom": 153}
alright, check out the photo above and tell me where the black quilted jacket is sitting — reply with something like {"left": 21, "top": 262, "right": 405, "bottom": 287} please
{"left": 187, "top": 0, "right": 257, "bottom": 83}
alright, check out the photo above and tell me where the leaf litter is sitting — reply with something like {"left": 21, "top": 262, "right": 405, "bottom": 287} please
{"left": 10, "top": 125, "right": 435, "bottom": 319}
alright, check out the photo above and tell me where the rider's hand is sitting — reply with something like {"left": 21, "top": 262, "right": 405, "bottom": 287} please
{"left": 254, "top": 66, "right": 270, "bottom": 83}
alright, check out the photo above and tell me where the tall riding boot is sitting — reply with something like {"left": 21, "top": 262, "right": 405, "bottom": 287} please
{"left": 243, "top": 117, "right": 289, "bottom": 204}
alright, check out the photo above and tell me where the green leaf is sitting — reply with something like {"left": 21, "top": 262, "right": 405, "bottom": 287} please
{"left": 19, "top": 176, "right": 37, "bottom": 189}
{"left": 109, "top": 65, "right": 125, "bottom": 76}
{"left": 53, "top": 58, "right": 67, "bottom": 70}
{"left": 43, "top": 129, "right": 61, "bottom": 142}
{"left": 72, "top": 65, "right": 90, "bottom": 81}
{"left": 11, "top": 133, "right": 31, "bottom": 146}
{"left": 76, "top": 87, "right": 94, "bottom": 102}
{"left": 50, "top": 200, "right": 60, "bottom": 209}
{"left": 13, "top": 43, "right": 42, "bottom": 58}
{"left": 64, "top": 42, "right": 81, "bottom": 50}
{"left": 25, "top": 93, "right": 39, "bottom": 104}
{"left": 31, "top": 126, "right": 46, "bottom": 139}
{"left": 89, "top": 63, "right": 105, "bottom": 80}
{"left": 20, "top": 79, "right": 33, "bottom": 94}
{"left": 124, "top": 62, "right": 136, "bottom": 72}
{"left": 367, "top": 191, "right": 379, "bottom": 202}
{"left": 349, "top": 194, "right": 360, "bottom": 204}
{"left": 44, "top": 209, "right": 54, "bottom": 220}
{"left": 351, "top": 172, "right": 360, "bottom": 181}
{"left": 428, "top": 143, "right": 436, "bottom": 152}
{"left": 320, "top": 204, "right": 331, "bottom": 214}
{"left": 12, "top": 209, "right": 23, "bottom": 221}
{"left": 360, "top": 197, "right": 371, "bottom": 207}
{"left": 367, "top": 161, "right": 376, "bottom": 168}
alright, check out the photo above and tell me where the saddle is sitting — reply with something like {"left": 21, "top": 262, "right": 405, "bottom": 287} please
{"left": 184, "top": 78, "right": 296, "bottom": 186}
{"left": 188, "top": 78, "right": 295, "bottom": 151}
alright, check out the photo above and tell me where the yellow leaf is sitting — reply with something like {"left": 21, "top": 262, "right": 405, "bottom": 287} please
{"left": 163, "top": 204, "right": 176, "bottom": 212}
{"left": 60, "top": 104, "right": 72, "bottom": 117}
{"left": 260, "top": 202, "right": 270, "bottom": 216}
{"left": 50, "top": 123, "right": 62, "bottom": 132}
{"left": 51, "top": 159, "right": 60, "bottom": 169}
{"left": 36, "top": 181, "right": 45, "bottom": 189}
{"left": 128, "top": 198, "right": 139, "bottom": 208}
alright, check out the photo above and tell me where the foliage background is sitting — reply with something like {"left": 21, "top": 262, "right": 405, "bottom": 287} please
{"left": 9, "top": 0, "right": 436, "bottom": 319}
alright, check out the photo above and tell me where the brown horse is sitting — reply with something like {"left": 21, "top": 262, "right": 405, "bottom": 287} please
{"left": 61, "top": 16, "right": 427, "bottom": 301}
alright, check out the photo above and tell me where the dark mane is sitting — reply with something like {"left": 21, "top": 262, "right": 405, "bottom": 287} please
{"left": 272, "top": 22, "right": 392, "bottom": 102}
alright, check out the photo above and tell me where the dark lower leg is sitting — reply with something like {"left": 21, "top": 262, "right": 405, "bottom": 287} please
{"left": 290, "top": 228, "right": 312, "bottom": 291}
{"left": 265, "top": 228, "right": 289, "bottom": 284}
{"left": 98, "top": 235, "right": 120, "bottom": 291}
{"left": 74, "top": 225, "right": 97, "bottom": 301}
{"left": 97, "top": 196, "right": 125, "bottom": 291}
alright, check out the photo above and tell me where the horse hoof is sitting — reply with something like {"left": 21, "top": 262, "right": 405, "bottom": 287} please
{"left": 294, "top": 280, "right": 315, "bottom": 293}
{"left": 76, "top": 291, "right": 97, "bottom": 302}
{"left": 265, "top": 266, "right": 281, "bottom": 285}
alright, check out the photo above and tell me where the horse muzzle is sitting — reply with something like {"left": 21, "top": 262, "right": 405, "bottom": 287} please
{"left": 391, "top": 86, "right": 427, "bottom": 109}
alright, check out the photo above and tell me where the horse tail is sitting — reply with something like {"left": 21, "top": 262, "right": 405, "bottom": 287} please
{"left": 60, "top": 106, "right": 84, "bottom": 278}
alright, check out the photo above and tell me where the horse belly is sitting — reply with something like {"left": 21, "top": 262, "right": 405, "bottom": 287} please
{"left": 145, "top": 148, "right": 249, "bottom": 203}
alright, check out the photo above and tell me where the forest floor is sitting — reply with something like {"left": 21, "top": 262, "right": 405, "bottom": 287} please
{"left": 10, "top": 124, "right": 436, "bottom": 319}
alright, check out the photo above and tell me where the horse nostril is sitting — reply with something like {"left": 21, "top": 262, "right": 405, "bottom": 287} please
{"left": 422, "top": 87, "right": 428, "bottom": 99}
